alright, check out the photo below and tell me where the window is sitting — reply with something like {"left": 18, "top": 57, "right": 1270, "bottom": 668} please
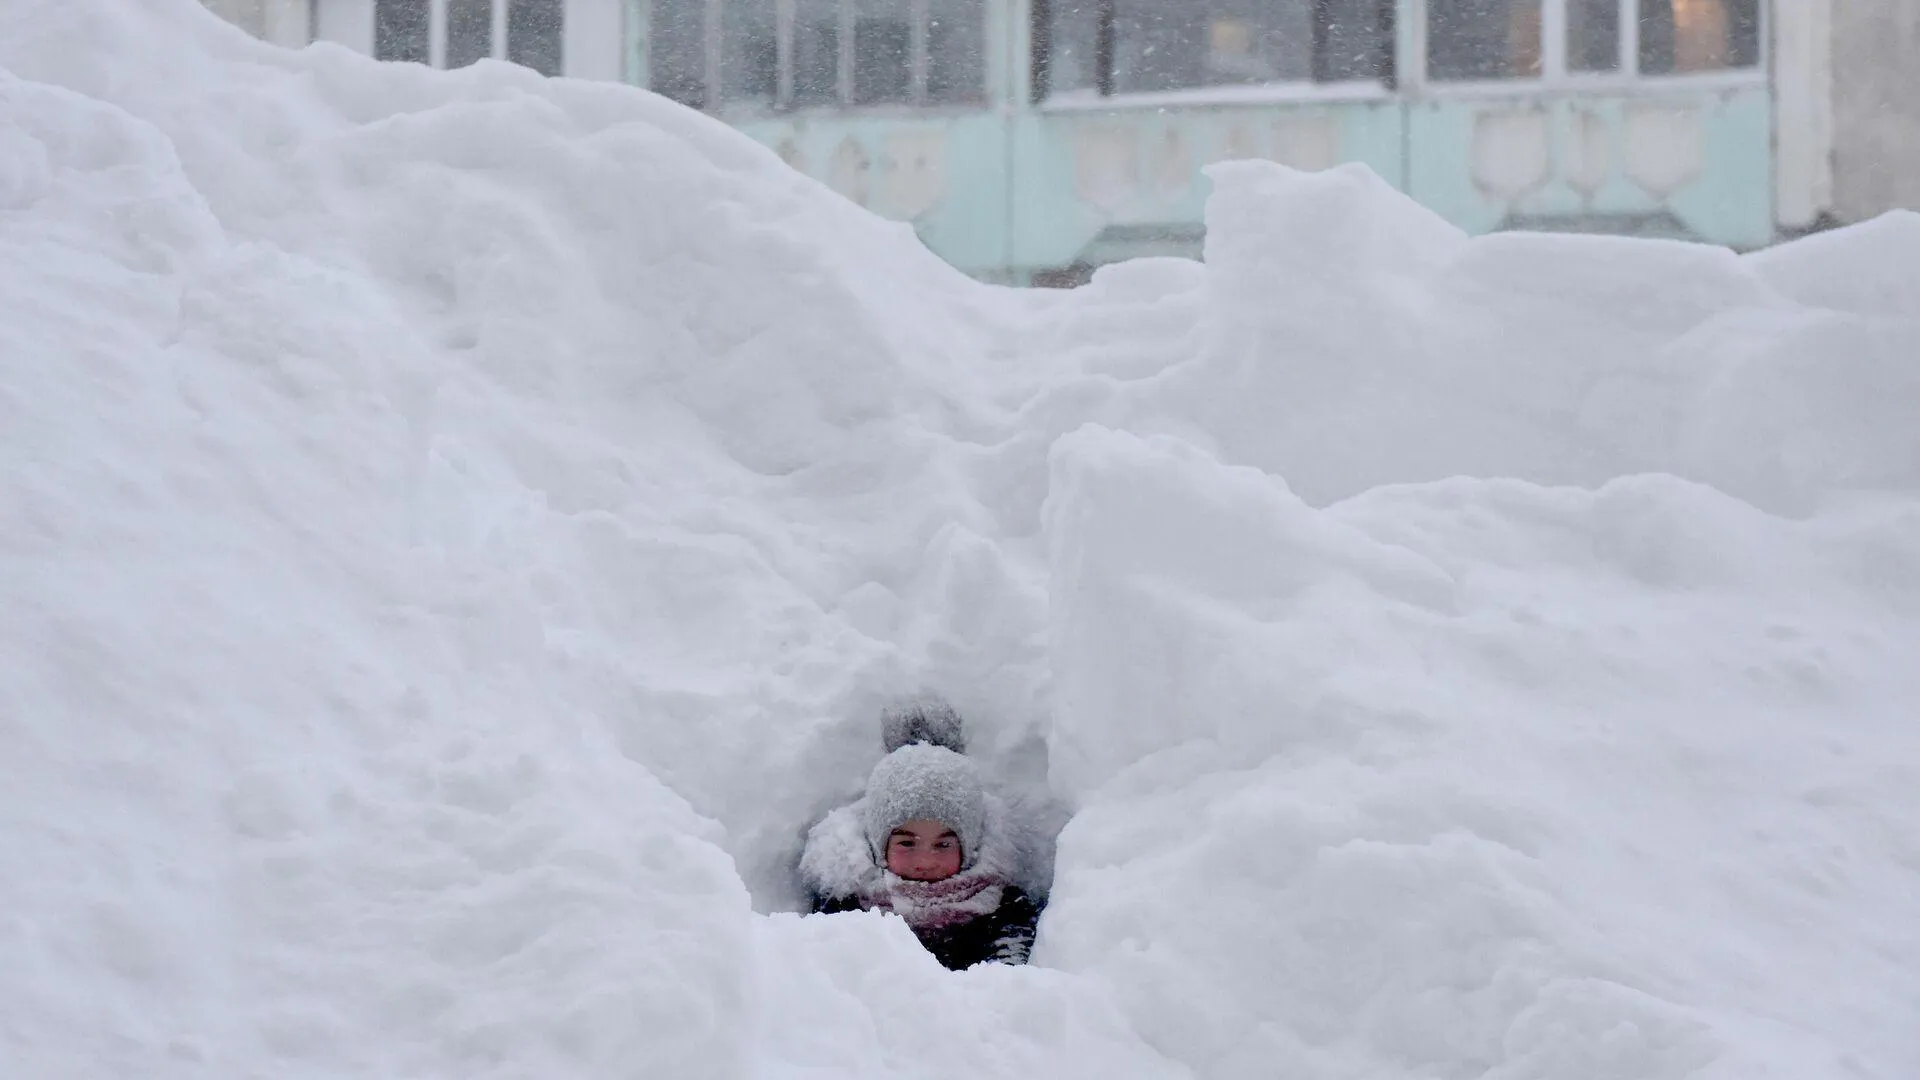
{"left": 723, "top": 0, "right": 779, "bottom": 105}
{"left": 370, "top": 0, "right": 565, "bottom": 75}
{"left": 1314, "top": 0, "right": 1394, "bottom": 83}
{"left": 375, "top": 0, "right": 430, "bottom": 63}
{"left": 650, "top": 0, "right": 987, "bottom": 112}
{"left": 927, "top": 1, "right": 988, "bottom": 104}
{"left": 651, "top": 0, "right": 708, "bottom": 108}
{"left": 1427, "top": 0, "right": 1540, "bottom": 80}
{"left": 1428, "top": 0, "right": 1761, "bottom": 81}
{"left": 1567, "top": 0, "right": 1620, "bottom": 72}
{"left": 1638, "top": 0, "right": 1760, "bottom": 74}
{"left": 1037, "top": 1, "right": 1103, "bottom": 97}
{"left": 508, "top": 0, "right": 565, "bottom": 76}
{"left": 1037, "top": 0, "right": 1393, "bottom": 99}
{"left": 854, "top": 0, "right": 914, "bottom": 105}
{"left": 792, "top": 0, "right": 843, "bottom": 107}
{"left": 446, "top": 0, "right": 493, "bottom": 69}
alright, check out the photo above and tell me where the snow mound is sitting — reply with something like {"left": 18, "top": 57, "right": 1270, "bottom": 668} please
{"left": 1746, "top": 210, "right": 1920, "bottom": 317}
{"left": 4, "top": 3, "right": 1918, "bottom": 1080}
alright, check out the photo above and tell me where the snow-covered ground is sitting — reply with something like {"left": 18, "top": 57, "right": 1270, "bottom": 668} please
{"left": 4, "top": 3, "right": 1918, "bottom": 1078}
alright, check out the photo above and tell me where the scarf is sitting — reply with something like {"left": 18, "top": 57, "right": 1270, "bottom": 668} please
{"left": 859, "top": 863, "right": 1008, "bottom": 932}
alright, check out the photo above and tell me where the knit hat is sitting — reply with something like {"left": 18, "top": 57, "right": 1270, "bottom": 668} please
{"left": 861, "top": 743, "right": 988, "bottom": 870}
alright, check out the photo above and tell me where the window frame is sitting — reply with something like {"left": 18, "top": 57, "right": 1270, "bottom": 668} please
{"left": 1408, "top": 0, "right": 1769, "bottom": 97}
{"left": 373, "top": 0, "right": 565, "bottom": 75}
{"left": 1036, "top": 0, "right": 1401, "bottom": 110}
{"left": 1032, "top": 0, "right": 1769, "bottom": 110}
{"left": 648, "top": 0, "right": 991, "bottom": 116}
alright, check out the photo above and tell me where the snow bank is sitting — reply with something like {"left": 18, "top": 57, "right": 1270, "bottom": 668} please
{"left": 1045, "top": 433, "right": 1920, "bottom": 1078}
{"left": 4, "top": 3, "right": 1917, "bottom": 1079}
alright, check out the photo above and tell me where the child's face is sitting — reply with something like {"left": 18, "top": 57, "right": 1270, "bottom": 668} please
{"left": 884, "top": 819, "right": 963, "bottom": 881}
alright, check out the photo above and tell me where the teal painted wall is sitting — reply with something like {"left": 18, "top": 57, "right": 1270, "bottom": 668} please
{"left": 1008, "top": 100, "right": 1408, "bottom": 269}
{"left": 731, "top": 113, "right": 1017, "bottom": 273}
{"left": 1406, "top": 89, "right": 1774, "bottom": 247}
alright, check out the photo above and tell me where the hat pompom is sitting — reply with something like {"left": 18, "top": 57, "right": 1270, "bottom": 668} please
{"left": 880, "top": 694, "right": 967, "bottom": 755}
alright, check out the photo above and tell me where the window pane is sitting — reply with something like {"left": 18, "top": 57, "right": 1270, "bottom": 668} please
{"left": 507, "top": 0, "right": 564, "bottom": 76}
{"left": 1111, "top": 3, "right": 1202, "bottom": 93}
{"left": 1567, "top": 0, "right": 1619, "bottom": 71}
{"left": 853, "top": 0, "right": 913, "bottom": 104}
{"left": 374, "top": 0, "right": 430, "bottom": 63}
{"left": 1113, "top": 0, "right": 1314, "bottom": 94}
{"left": 446, "top": 0, "right": 494, "bottom": 68}
{"left": 1043, "top": 0, "right": 1102, "bottom": 95}
{"left": 1638, "top": 0, "right": 1760, "bottom": 74}
{"left": 722, "top": 0, "right": 777, "bottom": 103}
{"left": 928, "top": 0, "right": 987, "bottom": 104}
{"left": 793, "top": 0, "right": 842, "bottom": 106}
{"left": 1313, "top": 0, "right": 1392, "bottom": 82}
{"left": 651, "top": 0, "right": 709, "bottom": 108}
{"left": 1427, "top": 0, "right": 1542, "bottom": 80}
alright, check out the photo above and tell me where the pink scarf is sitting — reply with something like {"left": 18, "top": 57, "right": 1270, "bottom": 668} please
{"left": 860, "top": 864, "right": 1007, "bottom": 932}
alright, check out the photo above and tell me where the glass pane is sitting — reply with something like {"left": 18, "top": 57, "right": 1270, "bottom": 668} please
{"left": 722, "top": 0, "right": 778, "bottom": 103}
{"left": 1567, "top": 0, "right": 1620, "bottom": 71}
{"left": 446, "top": 0, "right": 494, "bottom": 68}
{"left": 853, "top": 0, "right": 913, "bottom": 104}
{"left": 928, "top": 0, "right": 987, "bottom": 104}
{"left": 1639, "top": 0, "right": 1760, "bottom": 74}
{"left": 507, "top": 0, "right": 564, "bottom": 76}
{"left": 1043, "top": 0, "right": 1102, "bottom": 96}
{"left": 793, "top": 0, "right": 842, "bottom": 106}
{"left": 374, "top": 0, "right": 430, "bottom": 63}
{"left": 1313, "top": 0, "right": 1391, "bottom": 82}
{"left": 651, "top": 0, "right": 709, "bottom": 108}
{"left": 1427, "top": 0, "right": 1542, "bottom": 80}
{"left": 1111, "top": 3, "right": 1202, "bottom": 94}
{"left": 1113, "top": 0, "right": 1315, "bottom": 94}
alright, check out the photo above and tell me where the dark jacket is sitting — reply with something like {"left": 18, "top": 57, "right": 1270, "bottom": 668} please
{"left": 813, "top": 886, "right": 1042, "bottom": 971}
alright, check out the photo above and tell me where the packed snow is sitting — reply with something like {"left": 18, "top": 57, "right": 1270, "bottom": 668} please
{"left": 3, "top": 3, "right": 1918, "bottom": 1079}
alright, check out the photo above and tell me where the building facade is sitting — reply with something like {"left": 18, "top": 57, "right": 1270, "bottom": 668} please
{"left": 209, "top": 0, "right": 625, "bottom": 79}
{"left": 1827, "top": 3, "right": 1920, "bottom": 226}
{"left": 207, "top": 1, "right": 1919, "bottom": 283}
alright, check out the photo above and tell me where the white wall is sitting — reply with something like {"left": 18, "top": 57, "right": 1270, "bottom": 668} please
{"left": 1772, "top": 0, "right": 1834, "bottom": 230}
{"left": 563, "top": 0, "right": 625, "bottom": 82}
{"left": 201, "top": 0, "right": 313, "bottom": 47}
{"left": 201, "top": 0, "right": 267, "bottom": 36}
{"left": 315, "top": 0, "right": 377, "bottom": 56}
{"left": 261, "top": 0, "right": 314, "bottom": 47}
{"left": 1830, "top": 1, "right": 1920, "bottom": 220}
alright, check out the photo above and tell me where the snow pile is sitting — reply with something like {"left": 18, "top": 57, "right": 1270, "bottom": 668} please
{"left": 4, "top": 3, "right": 1918, "bottom": 1080}
{"left": 1037, "top": 166, "right": 1920, "bottom": 1077}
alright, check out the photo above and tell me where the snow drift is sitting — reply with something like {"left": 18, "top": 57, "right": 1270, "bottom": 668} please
{"left": 3, "top": 3, "right": 1917, "bottom": 1079}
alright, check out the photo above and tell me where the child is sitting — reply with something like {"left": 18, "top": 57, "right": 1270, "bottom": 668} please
{"left": 800, "top": 703, "right": 1041, "bottom": 970}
